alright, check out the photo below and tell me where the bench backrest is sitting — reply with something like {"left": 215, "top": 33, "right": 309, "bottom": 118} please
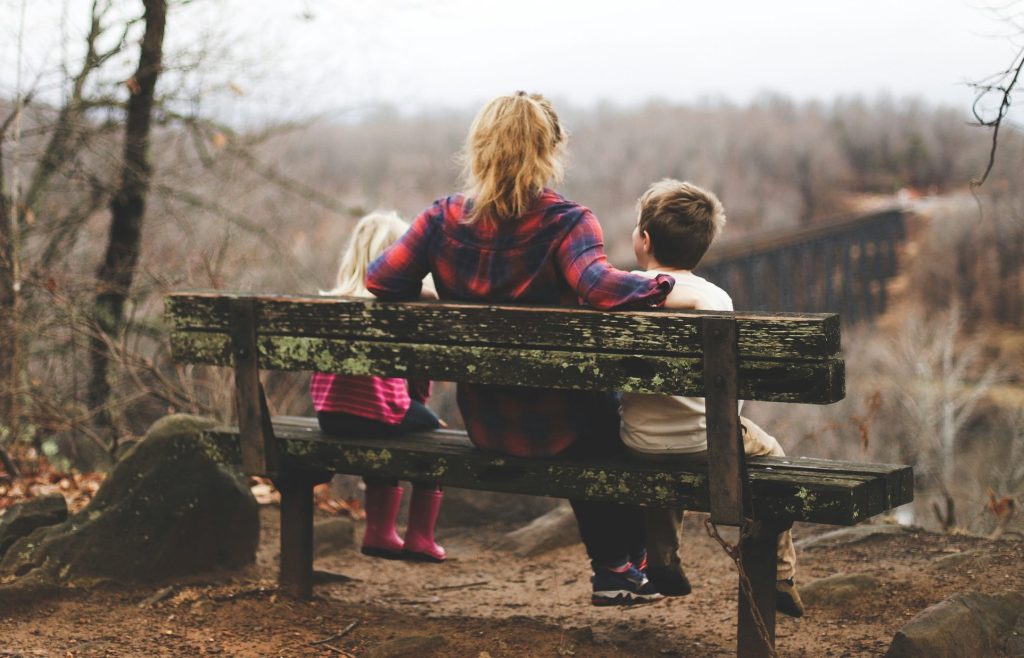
{"left": 166, "top": 292, "right": 844, "bottom": 403}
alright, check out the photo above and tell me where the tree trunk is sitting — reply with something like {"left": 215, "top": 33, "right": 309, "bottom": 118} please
{"left": 0, "top": 146, "right": 14, "bottom": 441}
{"left": 87, "top": 0, "right": 167, "bottom": 441}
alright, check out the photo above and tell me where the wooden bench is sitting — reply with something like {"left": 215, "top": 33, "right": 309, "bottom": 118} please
{"left": 166, "top": 291, "right": 913, "bottom": 658}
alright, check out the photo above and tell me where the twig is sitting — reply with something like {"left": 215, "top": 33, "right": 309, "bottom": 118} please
{"left": 321, "top": 644, "right": 355, "bottom": 657}
{"left": 970, "top": 44, "right": 1024, "bottom": 190}
{"left": 0, "top": 446, "right": 20, "bottom": 478}
{"left": 138, "top": 585, "right": 175, "bottom": 608}
{"left": 425, "top": 580, "right": 490, "bottom": 592}
{"left": 309, "top": 621, "right": 359, "bottom": 646}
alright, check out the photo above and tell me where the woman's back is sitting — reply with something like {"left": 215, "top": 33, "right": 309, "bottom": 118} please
{"left": 367, "top": 189, "right": 671, "bottom": 457}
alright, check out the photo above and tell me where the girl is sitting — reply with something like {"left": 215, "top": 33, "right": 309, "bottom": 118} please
{"left": 366, "top": 93, "right": 676, "bottom": 605}
{"left": 312, "top": 210, "right": 446, "bottom": 563}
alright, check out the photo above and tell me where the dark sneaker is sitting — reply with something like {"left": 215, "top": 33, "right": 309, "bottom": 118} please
{"left": 776, "top": 578, "right": 805, "bottom": 618}
{"left": 591, "top": 564, "right": 664, "bottom": 606}
{"left": 646, "top": 564, "right": 692, "bottom": 597}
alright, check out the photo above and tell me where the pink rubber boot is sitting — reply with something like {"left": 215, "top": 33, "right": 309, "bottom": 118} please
{"left": 402, "top": 486, "right": 445, "bottom": 563}
{"left": 361, "top": 484, "right": 405, "bottom": 559}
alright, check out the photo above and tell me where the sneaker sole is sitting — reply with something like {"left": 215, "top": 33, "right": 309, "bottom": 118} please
{"left": 591, "top": 591, "right": 664, "bottom": 606}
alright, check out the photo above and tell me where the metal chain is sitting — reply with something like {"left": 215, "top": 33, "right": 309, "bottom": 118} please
{"left": 704, "top": 517, "right": 779, "bottom": 658}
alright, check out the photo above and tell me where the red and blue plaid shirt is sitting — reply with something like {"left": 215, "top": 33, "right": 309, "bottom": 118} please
{"left": 367, "top": 189, "right": 673, "bottom": 457}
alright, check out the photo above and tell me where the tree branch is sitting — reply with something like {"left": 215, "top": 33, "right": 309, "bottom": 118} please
{"left": 970, "top": 44, "right": 1024, "bottom": 189}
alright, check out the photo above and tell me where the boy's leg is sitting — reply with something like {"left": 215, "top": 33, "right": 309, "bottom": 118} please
{"left": 643, "top": 506, "right": 682, "bottom": 570}
{"left": 739, "top": 418, "right": 797, "bottom": 581}
{"left": 643, "top": 506, "right": 692, "bottom": 596}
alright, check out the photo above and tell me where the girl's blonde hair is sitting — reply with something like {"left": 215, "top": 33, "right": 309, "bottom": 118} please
{"left": 461, "top": 91, "right": 566, "bottom": 224}
{"left": 322, "top": 210, "right": 409, "bottom": 297}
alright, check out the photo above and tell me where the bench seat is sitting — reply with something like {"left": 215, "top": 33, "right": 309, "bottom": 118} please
{"left": 200, "top": 416, "right": 912, "bottom": 526}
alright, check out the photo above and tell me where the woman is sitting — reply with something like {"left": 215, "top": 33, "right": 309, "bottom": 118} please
{"left": 366, "top": 92, "right": 674, "bottom": 605}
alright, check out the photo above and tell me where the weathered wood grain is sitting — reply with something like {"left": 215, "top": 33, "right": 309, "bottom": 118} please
{"left": 165, "top": 293, "right": 841, "bottom": 360}
{"left": 703, "top": 316, "right": 746, "bottom": 525}
{"left": 757, "top": 456, "right": 914, "bottom": 509}
{"left": 170, "top": 330, "right": 845, "bottom": 403}
{"left": 227, "top": 299, "right": 278, "bottom": 475}
{"left": 194, "top": 418, "right": 913, "bottom": 525}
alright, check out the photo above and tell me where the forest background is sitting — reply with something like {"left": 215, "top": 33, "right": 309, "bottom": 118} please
{"left": 0, "top": 0, "right": 1022, "bottom": 537}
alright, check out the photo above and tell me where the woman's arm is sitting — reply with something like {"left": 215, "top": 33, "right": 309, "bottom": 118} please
{"left": 556, "top": 211, "right": 674, "bottom": 310}
{"left": 366, "top": 201, "right": 440, "bottom": 300}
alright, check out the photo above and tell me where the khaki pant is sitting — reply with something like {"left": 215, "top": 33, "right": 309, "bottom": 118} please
{"left": 634, "top": 417, "right": 797, "bottom": 580}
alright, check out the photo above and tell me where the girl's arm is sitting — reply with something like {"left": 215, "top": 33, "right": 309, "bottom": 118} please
{"left": 556, "top": 210, "right": 674, "bottom": 310}
{"left": 366, "top": 201, "right": 440, "bottom": 300}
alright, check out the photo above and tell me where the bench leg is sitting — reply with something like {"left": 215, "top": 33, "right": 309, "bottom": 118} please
{"left": 275, "top": 469, "right": 331, "bottom": 599}
{"left": 736, "top": 521, "right": 783, "bottom": 658}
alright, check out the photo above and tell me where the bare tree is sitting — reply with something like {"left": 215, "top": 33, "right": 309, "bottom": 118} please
{"left": 880, "top": 306, "right": 1002, "bottom": 528}
{"left": 87, "top": 0, "right": 167, "bottom": 440}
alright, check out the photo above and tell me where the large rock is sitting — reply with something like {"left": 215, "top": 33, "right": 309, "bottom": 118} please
{"left": 886, "top": 591, "right": 1024, "bottom": 658}
{"left": 800, "top": 573, "right": 880, "bottom": 607}
{"left": 503, "top": 503, "right": 580, "bottom": 556}
{"left": 0, "top": 494, "right": 67, "bottom": 559}
{"left": 795, "top": 524, "right": 911, "bottom": 550}
{"left": 434, "top": 488, "right": 560, "bottom": 528}
{"left": 0, "top": 414, "right": 259, "bottom": 592}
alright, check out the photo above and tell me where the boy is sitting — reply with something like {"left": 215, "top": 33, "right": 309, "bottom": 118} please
{"left": 620, "top": 179, "right": 805, "bottom": 617}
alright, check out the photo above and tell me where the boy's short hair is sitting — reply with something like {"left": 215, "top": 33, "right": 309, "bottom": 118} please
{"left": 637, "top": 179, "right": 726, "bottom": 270}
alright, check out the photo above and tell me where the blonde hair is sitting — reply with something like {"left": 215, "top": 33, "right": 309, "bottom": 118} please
{"left": 322, "top": 210, "right": 409, "bottom": 297}
{"left": 461, "top": 91, "right": 566, "bottom": 224}
{"left": 637, "top": 179, "right": 726, "bottom": 270}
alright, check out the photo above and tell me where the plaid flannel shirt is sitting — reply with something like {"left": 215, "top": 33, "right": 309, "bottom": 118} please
{"left": 366, "top": 189, "right": 673, "bottom": 457}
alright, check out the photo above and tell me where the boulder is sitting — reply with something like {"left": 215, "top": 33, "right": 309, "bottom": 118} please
{"left": 795, "top": 524, "right": 912, "bottom": 550}
{"left": 503, "top": 502, "right": 580, "bottom": 556}
{"left": 0, "top": 414, "right": 259, "bottom": 593}
{"left": 800, "top": 573, "right": 880, "bottom": 607}
{"left": 434, "top": 488, "right": 560, "bottom": 528}
{"left": 886, "top": 591, "right": 1024, "bottom": 658}
{"left": 0, "top": 494, "right": 67, "bottom": 558}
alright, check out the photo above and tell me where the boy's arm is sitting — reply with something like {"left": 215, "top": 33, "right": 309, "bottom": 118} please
{"left": 419, "top": 274, "right": 439, "bottom": 300}
{"left": 662, "top": 286, "right": 701, "bottom": 310}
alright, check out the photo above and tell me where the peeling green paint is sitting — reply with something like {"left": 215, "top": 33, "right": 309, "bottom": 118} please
{"left": 341, "top": 448, "right": 392, "bottom": 468}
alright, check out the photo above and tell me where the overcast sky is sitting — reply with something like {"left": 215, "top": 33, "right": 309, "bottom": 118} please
{"left": 2, "top": 0, "right": 1022, "bottom": 122}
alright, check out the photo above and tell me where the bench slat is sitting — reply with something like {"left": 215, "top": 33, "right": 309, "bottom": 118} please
{"left": 196, "top": 418, "right": 912, "bottom": 525}
{"left": 170, "top": 331, "right": 845, "bottom": 404}
{"left": 755, "top": 456, "right": 914, "bottom": 511}
{"left": 166, "top": 293, "right": 841, "bottom": 360}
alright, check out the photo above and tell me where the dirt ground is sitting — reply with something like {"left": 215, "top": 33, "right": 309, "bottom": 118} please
{"left": 1, "top": 507, "right": 1022, "bottom": 658}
